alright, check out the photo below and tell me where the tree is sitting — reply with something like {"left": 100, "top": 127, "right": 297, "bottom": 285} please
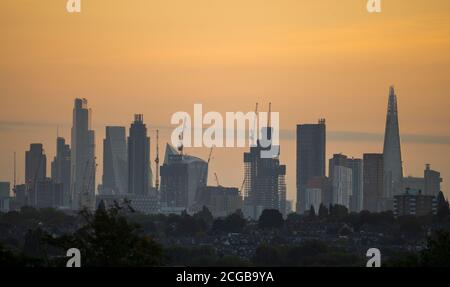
{"left": 437, "top": 191, "right": 450, "bottom": 221}
{"left": 212, "top": 211, "right": 247, "bottom": 233}
{"left": 318, "top": 203, "right": 328, "bottom": 218}
{"left": 258, "top": 209, "right": 284, "bottom": 229}
{"left": 421, "top": 230, "right": 450, "bottom": 267}
{"left": 308, "top": 205, "right": 316, "bottom": 219}
{"left": 194, "top": 206, "right": 214, "bottom": 228}
{"left": 47, "top": 204, "right": 164, "bottom": 266}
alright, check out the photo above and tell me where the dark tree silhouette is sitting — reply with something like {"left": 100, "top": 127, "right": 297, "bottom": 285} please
{"left": 47, "top": 204, "right": 164, "bottom": 266}
{"left": 258, "top": 209, "right": 284, "bottom": 229}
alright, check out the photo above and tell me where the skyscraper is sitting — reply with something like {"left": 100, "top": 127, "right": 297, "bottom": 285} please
{"left": 243, "top": 126, "right": 286, "bottom": 219}
{"left": 160, "top": 143, "right": 208, "bottom": 211}
{"left": 329, "top": 154, "right": 353, "bottom": 209}
{"left": 51, "top": 137, "right": 71, "bottom": 207}
{"left": 103, "top": 126, "right": 128, "bottom": 195}
{"left": 363, "top": 153, "right": 384, "bottom": 212}
{"left": 382, "top": 86, "right": 403, "bottom": 210}
{"left": 25, "top": 143, "right": 46, "bottom": 186}
{"left": 25, "top": 143, "right": 46, "bottom": 206}
{"left": 70, "top": 98, "right": 96, "bottom": 211}
{"left": 128, "top": 114, "right": 151, "bottom": 195}
{"left": 348, "top": 158, "right": 364, "bottom": 212}
{"left": 296, "top": 119, "right": 326, "bottom": 213}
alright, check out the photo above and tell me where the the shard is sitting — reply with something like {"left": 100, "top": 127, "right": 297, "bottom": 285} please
{"left": 382, "top": 86, "right": 403, "bottom": 210}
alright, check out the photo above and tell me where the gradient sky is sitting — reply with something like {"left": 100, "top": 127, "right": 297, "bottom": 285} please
{"left": 1, "top": 0, "right": 450, "bottom": 202}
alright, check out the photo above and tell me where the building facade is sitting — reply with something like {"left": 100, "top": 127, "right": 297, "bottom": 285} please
{"left": 382, "top": 86, "right": 403, "bottom": 210}
{"left": 296, "top": 119, "right": 326, "bottom": 213}
{"left": 70, "top": 98, "right": 96, "bottom": 210}
{"left": 103, "top": 126, "right": 128, "bottom": 195}
{"left": 51, "top": 137, "right": 71, "bottom": 207}
{"left": 128, "top": 115, "right": 151, "bottom": 196}
{"left": 363, "top": 153, "right": 384, "bottom": 212}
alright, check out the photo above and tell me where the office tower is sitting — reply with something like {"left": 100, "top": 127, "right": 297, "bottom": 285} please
{"left": 25, "top": 143, "right": 46, "bottom": 206}
{"left": 296, "top": 119, "right": 326, "bottom": 213}
{"left": 0, "top": 182, "right": 10, "bottom": 198}
{"left": 35, "top": 178, "right": 64, "bottom": 209}
{"left": 128, "top": 114, "right": 151, "bottom": 195}
{"left": 243, "top": 125, "right": 286, "bottom": 219}
{"left": 363, "top": 153, "right": 384, "bottom": 212}
{"left": 348, "top": 158, "right": 364, "bottom": 212}
{"left": 70, "top": 98, "right": 96, "bottom": 211}
{"left": 103, "top": 126, "right": 128, "bottom": 195}
{"left": 25, "top": 144, "right": 46, "bottom": 186}
{"left": 382, "top": 86, "right": 403, "bottom": 210}
{"left": 51, "top": 137, "right": 71, "bottom": 207}
{"left": 424, "top": 164, "right": 442, "bottom": 197}
{"left": 160, "top": 144, "right": 208, "bottom": 211}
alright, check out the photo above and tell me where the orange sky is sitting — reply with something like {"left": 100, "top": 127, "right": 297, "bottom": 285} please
{"left": 1, "top": 0, "right": 450, "bottom": 202}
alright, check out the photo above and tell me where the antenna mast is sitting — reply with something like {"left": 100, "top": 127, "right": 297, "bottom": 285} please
{"left": 155, "top": 129, "right": 160, "bottom": 191}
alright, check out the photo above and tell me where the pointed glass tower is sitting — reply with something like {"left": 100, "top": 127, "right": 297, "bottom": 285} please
{"left": 382, "top": 86, "right": 403, "bottom": 208}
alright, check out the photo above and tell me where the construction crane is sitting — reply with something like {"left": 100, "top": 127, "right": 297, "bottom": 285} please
{"left": 13, "top": 152, "right": 16, "bottom": 194}
{"left": 178, "top": 116, "right": 187, "bottom": 156}
{"left": 207, "top": 146, "right": 214, "bottom": 164}
{"left": 251, "top": 103, "right": 259, "bottom": 145}
{"left": 214, "top": 172, "right": 221, "bottom": 187}
{"left": 154, "top": 129, "right": 160, "bottom": 192}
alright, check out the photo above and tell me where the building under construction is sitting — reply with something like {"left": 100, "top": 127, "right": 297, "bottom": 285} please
{"left": 243, "top": 109, "right": 286, "bottom": 219}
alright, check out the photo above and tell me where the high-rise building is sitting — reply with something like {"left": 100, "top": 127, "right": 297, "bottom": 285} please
{"left": 70, "top": 98, "right": 96, "bottom": 211}
{"left": 25, "top": 143, "right": 46, "bottom": 206}
{"left": 296, "top": 119, "right": 326, "bottom": 213}
{"left": 0, "top": 182, "right": 10, "bottom": 198}
{"left": 363, "top": 153, "right": 384, "bottom": 212}
{"left": 328, "top": 154, "right": 363, "bottom": 212}
{"left": 348, "top": 158, "right": 364, "bottom": 212}
{"left": 35, "top": 178, "right": 64, "bottom": 209}
{"left": 243, "top": 126, "right": 286, "bottom": 219}
{"left": 382, "top": 86, "right": 403, "bottom": 210}
{"left": 103, "top": 126, "right": 128, "bottom": 195}
{"left": 160, "top": 144, "right": 208, "bottom": 212}
{"left": 51, "top": 137, "right": 71, "bottom": 207}
{"left": 128, "top": 115, "right": 151, "bottom": 195}
{"left": 394, "top": 189, "right": 437, "bottom": 217}
{"left": 424, "top": 164, "right": 442, "bottom": 197}
{"left": 25, "top": 143, "right": 46, "bottom": 186}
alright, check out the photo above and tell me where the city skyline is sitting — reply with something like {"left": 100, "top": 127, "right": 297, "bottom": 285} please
{"left": 1, "top": 1, "right": 450, "bottom": 202}
{"left": 0, "top": 87, "right": 447, "bottom": 207}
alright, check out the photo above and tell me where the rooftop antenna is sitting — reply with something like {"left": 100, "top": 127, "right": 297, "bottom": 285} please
{"left": 13, "top": 151, "right": 16, "bottom": 192}
{"left": 155, "top": 129, "right": 160, "bottom": 191}
{"left": 267, "top": 102, "right": 271, "bottom": 127}
{"left": 251, "top": 103, "right": 259, "bottom": 144}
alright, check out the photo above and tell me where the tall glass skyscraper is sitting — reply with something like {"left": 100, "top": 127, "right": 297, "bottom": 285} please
{"left": 296, "top": 119, "right": 326, "bottom": 213}
{"left": 103, "top": 126, "right": 128, "bottom": 195}
{"left": 70, "top": 98, "right": 96, "bottom": 210}
{"left": 128, "top": 114, "right": 151, "bottom": 195}
{"left": 382, "top": 86, "right": 403, "bottom": 210}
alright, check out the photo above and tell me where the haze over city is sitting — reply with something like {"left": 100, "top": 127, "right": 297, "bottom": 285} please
{"left": 1, "top": 0, "right": 450, "bottom": 202}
